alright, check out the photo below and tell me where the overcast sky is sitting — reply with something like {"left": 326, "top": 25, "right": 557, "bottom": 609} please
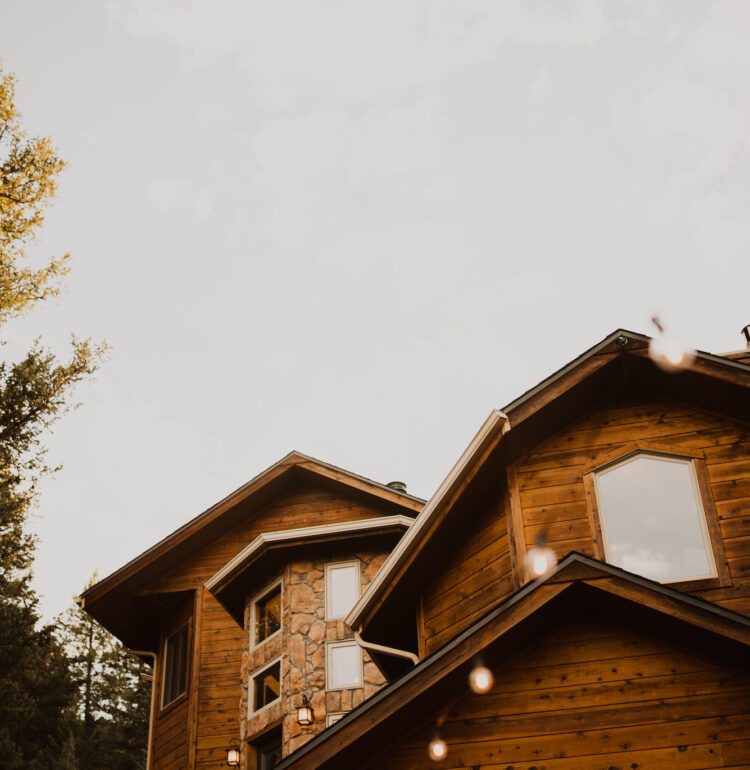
{"left": 2, "top": 0, "right": 749, "bottom": 620}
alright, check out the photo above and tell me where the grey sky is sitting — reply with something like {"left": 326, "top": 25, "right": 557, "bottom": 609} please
{"left": 1, "top": 0, "right": 749, "bottom": 619}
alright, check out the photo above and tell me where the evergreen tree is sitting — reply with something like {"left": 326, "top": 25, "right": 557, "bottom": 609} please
{"left": 0, "top": 67, "right": 106, "bottom": 767}
{"left": 57, "top": 581, "right": 150, "bottom": 770}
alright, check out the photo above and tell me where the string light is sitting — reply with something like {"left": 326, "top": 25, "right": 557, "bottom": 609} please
{"left": 524, "top": 542, "right": 557, "bottom": 579}
{"left": 648, "top": 316, "right": 695, "bottom": 373}
{"left": 420, "top": 318, "right": 702, "bottom": 765}
{"left": 428, "top": 734, "right": 448, "bottom": 761}
{"left": 468, "top": 662, "right": 494, "bottom": 694}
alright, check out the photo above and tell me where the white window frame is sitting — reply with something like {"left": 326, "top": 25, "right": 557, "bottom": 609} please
{"left": 593, "top": 452, "right": 718, "bottom": 584}
{"left": 325, "top": 640, "right": 363, "bottom": 691}
{"left": 249, "top": 656, "right": 283, "bottom": 717}
{"left": 326, "top": 712, "right": 346, "bottom": 727}
{"left": 250, "top": 577, "right": 282, "bottom": 650}
{"left": 325, "top": 560, "right": 361, "bottom": 621}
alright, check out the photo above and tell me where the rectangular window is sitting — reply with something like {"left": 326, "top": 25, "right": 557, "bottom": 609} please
{"left": 252, "top": 658, "right": 281, "bottom": 713}
{"left": 162, "top": 623, "right": 189, "bottom": 708}
{"left": 325, "top": 561, "right": 360, "bottom": 620}
{"left": 326, "top": 641, "right": 362, "bottom": 690}
{"left": 326, "top": 712, "right": 345, "bottom": 727}
{"left": 253, "top": 580, "right": 282, "bottom": 647}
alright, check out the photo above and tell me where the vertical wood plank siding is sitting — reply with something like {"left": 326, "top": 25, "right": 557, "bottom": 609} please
{"left": 146, "top": 486, "right": 390, "bottom": 769}
{"left": 375, "top": 615, "right": 750, "bottom": 770}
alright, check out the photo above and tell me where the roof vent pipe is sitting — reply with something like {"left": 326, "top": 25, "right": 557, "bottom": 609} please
{"left": 386, "top": 481, "right": 407, "bottom": 493}
{"left": 743, "top": 324, "right": 750, "bottom": 350}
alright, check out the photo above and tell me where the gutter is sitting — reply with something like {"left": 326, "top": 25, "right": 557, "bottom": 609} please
{"left": 354, "top": 628, "right": 419, "bottom": 667}
{"left": 77, "top": 592, "right": 157, "bottom": 766}
{"left": 345, "top": 409, "right": 510, "bottom": 631}
{"left": 127, "top": 649, "right": 157, "bottom": 770}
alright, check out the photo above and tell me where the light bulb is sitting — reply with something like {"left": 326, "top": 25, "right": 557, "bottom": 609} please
{"left": 468, "top": 665, "right": 494, "bottom": 694}
{"left": 428, "top": 736, "right": 448, "bottom": 761}
{"left": 525, "top": 545, "right": 557, "bottom": 578}
{"left": 648, "top": 334, "right": 694, "bottom": 373}
{"left": 648, "top": 317, "right": 695, "bottom": 373}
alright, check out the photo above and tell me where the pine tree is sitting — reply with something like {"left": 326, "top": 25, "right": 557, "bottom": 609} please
{"left": 0, "top": 66, "right": 106, "bottom": 767}
{"left": 57, "top": 581, "right": 150, "bottom": 770}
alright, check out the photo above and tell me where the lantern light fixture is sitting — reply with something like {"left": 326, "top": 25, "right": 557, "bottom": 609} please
{"left": 297, "top": 694, "right": 314, "bottom": 726}
{"left": 225, "top": 738, "right": 241, "bottom": 767}
{"left": 428, "top": 733, "right": 448, "bottom": 761}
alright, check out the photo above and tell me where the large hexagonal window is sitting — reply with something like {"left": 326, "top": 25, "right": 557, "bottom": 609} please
{"left": 594, "top": 452, "right": 717, "bottom": 584}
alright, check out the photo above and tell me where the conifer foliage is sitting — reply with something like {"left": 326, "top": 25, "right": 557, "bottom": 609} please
{"left": 57, "top": 581, "right": 150, "bottom": 770}
{"left": 0, "top": 66, "right": 146, "bottom": 767}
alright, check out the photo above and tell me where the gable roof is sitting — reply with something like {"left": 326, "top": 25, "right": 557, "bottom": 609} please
{"left": 79, "top": 451, "right": 423, "bottom": 648}
{"left": 346, "top": 328, "right": 750, "bottom": 637}
{"left": 283, "top": 552, "right": 750, "bottom": 770}
{"left": 206, "top": 515, "right": 414, "bottom": 624}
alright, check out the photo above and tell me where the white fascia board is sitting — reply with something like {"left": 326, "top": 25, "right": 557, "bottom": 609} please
{"left": 345, "top": 409, "right": 510, "bottom": 630}
{"left": 205, "top": 515, "right": 414, "bottom": 593}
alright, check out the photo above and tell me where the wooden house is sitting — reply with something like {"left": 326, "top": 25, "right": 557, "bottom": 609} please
{"left": 81, "top": 328, "right": 750, "bottom": 770}
{"left": 79, "top": 453, "right": 423, "bottom": 768}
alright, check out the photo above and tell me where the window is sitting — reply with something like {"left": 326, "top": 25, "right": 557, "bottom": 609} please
{"left": 326, "top": 641, "right": 362, "bottom": 689}
{"left": 252, "top": 580, "right": 282, "bottom": 647}
{"left": 251, "top": 658, "right": 281, "bottom": 714}
{"left": 162, "top": 623, "right": 189, "bottom": 708}
{"left": 253, "top": 727, "right": 282, "bottom": 770}
{"left": 590, "top": 451, "right": 718, "bottom": 584}
{"left": 325, "top": 561, "right": 360, "bottom": 620}
{"left": 326, "top": 713, "right": 345, "bottom": 727}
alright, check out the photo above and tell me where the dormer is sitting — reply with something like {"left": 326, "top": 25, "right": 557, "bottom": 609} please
{"left": 347, "top": 330, "right": 750, "bottom": 671}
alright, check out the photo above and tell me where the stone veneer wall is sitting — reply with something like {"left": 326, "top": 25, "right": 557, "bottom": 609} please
{"left": 240, "top": 550, "right": 388, "bottom": 764}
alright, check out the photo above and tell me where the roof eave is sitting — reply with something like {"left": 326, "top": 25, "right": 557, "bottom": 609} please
{"left": 206, "top": 515, "right": 414, "bottom": 600}
{"left": 345, "top": 409, "right": 510, "bottom": 630}
{"left": 79, "top": 451, "right": 424, "bottom": 610}
{"left": 276, "top": 552, "right": 750, "bottom": 770}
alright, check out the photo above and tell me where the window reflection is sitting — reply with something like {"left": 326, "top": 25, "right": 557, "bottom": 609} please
{"left": 594, "top": 453, "right": 716, "bottom": 583}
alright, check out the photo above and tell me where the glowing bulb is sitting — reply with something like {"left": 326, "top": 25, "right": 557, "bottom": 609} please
{"left": 525, "top": 546, "right": 557, "bottom": 578}
{"left": 428, "top": 736, "right": 448, "bottom": 761}
{"left": 468, "top": 665, "right": 494, "bottom": 694}
{"left": 648, "top": 317, "right": 695, "bottom": 373}
{"left": 649, "top": 335, "right": 694, "bottom": 373}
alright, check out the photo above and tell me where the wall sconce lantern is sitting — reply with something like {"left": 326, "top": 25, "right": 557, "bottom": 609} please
{"left": 225, "top": 738, "right": 241, "bottom": 767}
{"left": 297, "top": 694, "right": 314, "bottom": 726}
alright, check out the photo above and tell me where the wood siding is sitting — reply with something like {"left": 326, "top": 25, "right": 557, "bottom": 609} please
{"left": 146, "top": 485, "right": 392, "bottom": 770}
{"left": 511, "top": 402, "right": 750, "bottom": 614}
{"left": 376, "top": 613, "right": 750, "bottom": 770}
{"left": 420, "top": 494, "right": 513, "bottom": 656}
